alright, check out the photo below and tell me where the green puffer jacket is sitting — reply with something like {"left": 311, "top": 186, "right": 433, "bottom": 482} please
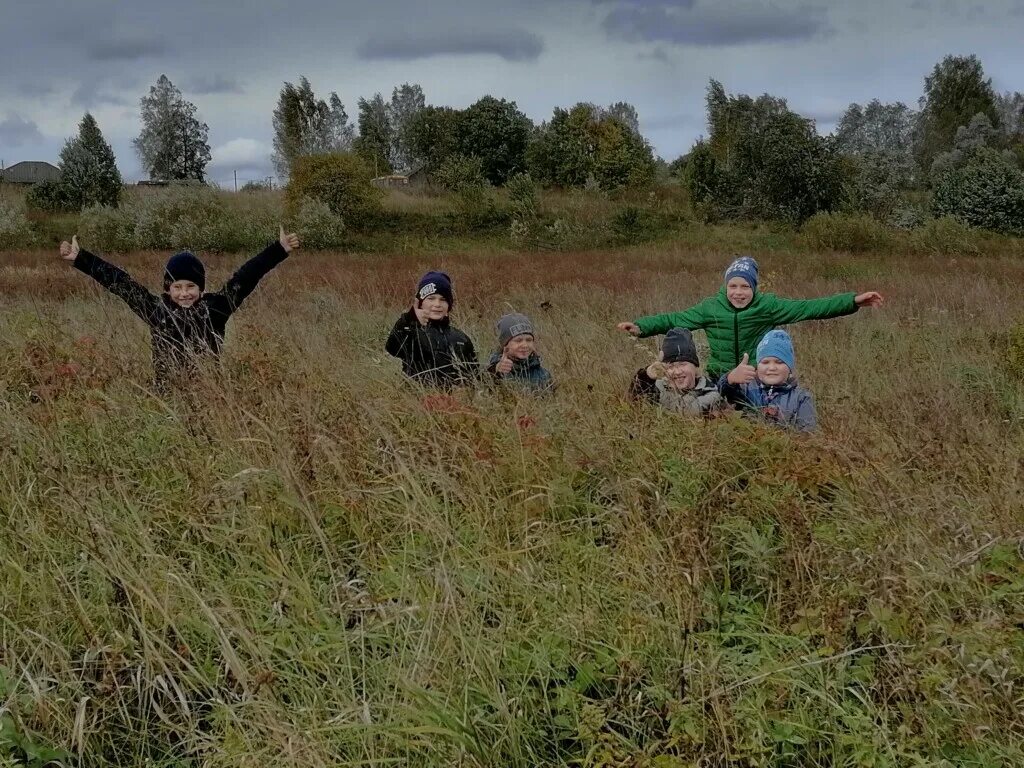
{"left": 635, "top": 288, "right": 858, "bottom": 378}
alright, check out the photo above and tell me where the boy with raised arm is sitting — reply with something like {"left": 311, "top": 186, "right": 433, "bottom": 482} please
{"left": 618, "top": 256, "right": 883, "bottom": 383}
{"left": 60, "top": 227, "right": 299, "bottom": 388}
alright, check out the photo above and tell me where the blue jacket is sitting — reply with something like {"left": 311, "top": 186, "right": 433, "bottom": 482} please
{"left": 487, "top": 352, "right": 553, "bottom": 392}
{"left": 718, "top": 376, "right": 817, "bottom": 432}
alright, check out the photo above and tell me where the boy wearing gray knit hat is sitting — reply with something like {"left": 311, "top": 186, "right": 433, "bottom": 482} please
{"left": 629, "top": 327, "right": 723, "bottom": 417}
{"left": 488, "top": 312, "right": 553, "bottom": 392}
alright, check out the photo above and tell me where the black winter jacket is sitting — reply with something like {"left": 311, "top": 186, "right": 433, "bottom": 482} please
{"left": 73, "top": 242, "right": 290, "bottom": 385}
{"left": 385, "top": 309, "right": 478, "bottom": 387}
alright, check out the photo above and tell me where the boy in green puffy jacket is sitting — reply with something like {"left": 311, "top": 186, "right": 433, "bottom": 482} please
{"left": 617, "top": 256, "right": 883, "bottom": 382}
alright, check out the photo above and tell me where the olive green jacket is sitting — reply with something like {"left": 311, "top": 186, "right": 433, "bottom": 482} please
{"left": 635, "top": 288, "right": 858, "bottom": 378}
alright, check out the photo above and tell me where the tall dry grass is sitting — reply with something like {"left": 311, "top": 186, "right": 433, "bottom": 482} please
{"left": 1, "top": 241, "right": 1023, "bottom": 766}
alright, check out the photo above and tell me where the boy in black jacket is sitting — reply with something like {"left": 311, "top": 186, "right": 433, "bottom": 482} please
{"left": 60, "top": 227, "right": 299, "bottom": 387}
{"left": 385, "top": 270, "right": 477, "bottom": 388}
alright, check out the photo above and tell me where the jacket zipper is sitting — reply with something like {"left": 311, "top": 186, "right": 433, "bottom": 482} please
{"left": 733, "top": 311, "right": 740, "bottom": 366}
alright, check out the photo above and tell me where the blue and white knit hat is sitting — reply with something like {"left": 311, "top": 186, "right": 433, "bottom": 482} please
{"left": 724, "top": 256, "right": 759, "bottom": 292}
{"left": 756, "top": 329, "right": 795, "bottom": 371}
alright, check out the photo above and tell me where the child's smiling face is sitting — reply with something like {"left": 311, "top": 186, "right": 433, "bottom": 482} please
{"left": 168, "top": 280, "right": 202, "bottom": 307}
{"left": 420, "top": 293, "right": 450, "bottom": 320}
{"left": 505, "top": 333, "right": 536, "bottom": 361}
{"left": 757, "top": 356, "right": 790, "bottom": 386}
{"left": 726, "top": 277, "right": 754, "bottom": 309}
{"left": 665, "top": 361, "right": 698, "bottom": 390}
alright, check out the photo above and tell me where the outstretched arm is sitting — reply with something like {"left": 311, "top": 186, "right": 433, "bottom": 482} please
{"left": 217, "top": 226, "right": 299, "bottom": 311}
{"left": 625, "top": 300, "right": 710, "bottom": 338}
{"left": 61, "top": 236, "right": 158, "bottom": 322}
{"left": 771, "top": 291, "right": 881, "bottom": 325}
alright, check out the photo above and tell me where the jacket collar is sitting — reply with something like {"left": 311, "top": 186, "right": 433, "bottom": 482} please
{"left": 489, "top": 351, "right": 543, "bottom": 369}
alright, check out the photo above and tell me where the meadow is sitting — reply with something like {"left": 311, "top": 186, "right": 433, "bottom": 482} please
{"left": 2, "top": 227, "right": 1024, "bottom": 766}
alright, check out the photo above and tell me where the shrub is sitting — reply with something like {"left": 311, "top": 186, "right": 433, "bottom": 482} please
{"left": 240, "top": 180, "right": 272, "bottom": 193}
{"left": 911, "top": 216, "right": 980, "bottom": 256}
{"left": 0, "top": 198, "right": 34, "bottom": 248}
{"left": 285, "top": 152, "right": 382, "bottom": 231}
{"left": 506, "top": 172, "right": 538, "bottom": 215}
{"left": 293, "top": 197, "right": 346, "bottom": 249}
{"left": 800, "top": 212, "right": 890, "bottom": 252}
{"left": 133, "top": 186, "right": 226, "bottom": 251}
{"left": 887, "top": 205, "right": 929, "bottom": 231}
{"left": 78, "top": 204, "right": 135, "bottom": 252}
{"left": 932, "top": 148, "right": 1024, "bottom": 235}
{"left": 609, "top": 205, "right": 671, "bottom": 245}
{"left": 433, "top": 154, "right": 487, "bottom": 193}
{"left": 24, "top": 181, "right": 71, "bottom": 213}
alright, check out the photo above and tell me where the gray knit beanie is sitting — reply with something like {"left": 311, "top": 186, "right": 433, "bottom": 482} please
{"left": 496, "top": 313, "right": 535, "bottom": 349}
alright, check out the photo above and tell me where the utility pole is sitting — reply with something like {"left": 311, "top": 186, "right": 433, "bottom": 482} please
{"left": 233, "top": 170, "right": 237, "bottom": 192}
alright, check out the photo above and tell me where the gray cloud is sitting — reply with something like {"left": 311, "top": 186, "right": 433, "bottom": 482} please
{"left": 187, "top": 75, "right": 245, "bottom": 95}
{"left": 87, "top": 35, "right": 169, "bottom": 62}
{"left": 71, "top": 81, "right": 132, "bottom": 109}
{"left": 358, "top": 28, "right": 544, "bottom": 62}
{"left": 637, "top": 46, "right": 673, "bottom": 64}
{"left": 601, "top": 1, "right": 831, "bottom": 46}
{"left": 0, "top": 114, "right": 45, "bottom": 147}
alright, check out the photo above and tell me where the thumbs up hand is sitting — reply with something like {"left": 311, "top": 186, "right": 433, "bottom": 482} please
{"left": 727, "top": 353, "right": 757, "bottom": 385}
{"left": 59, "top": 235, "right": 80, "bottom": 261}
{"left": 496, "top": 354, "right": 514, "bottom": 375}
{"left": 279, "top": 225, "right": 300, "bottom": 253}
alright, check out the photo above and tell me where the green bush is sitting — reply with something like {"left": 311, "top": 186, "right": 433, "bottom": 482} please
{"left": 0, "top": 198, "right": 34, "bottom": 248}
{"left": 911, "top": 216, "right": 980, "bottom": 256}
{"left": 800, "top": 212, "right": 890, "bottom": 252}
{"left": 78, "top": 204, "right": 135, "bottom": 252}
{"left": 294, "top": 197, "right": 346, "bottom": 249}
{"left": 932, "top": 148, "right": 1024, "bottom": 235}
{"left": 609, "top": 205, "right": 671, "bottom": 245}
{"left": 240, "top": 180, "right": 272, "bottom": 193}
{"left": 433, "top": 154, "right": 487, "bottom": 193}
{"left": 24, "top": 181, "right": 71, "bottom": 213}
{"left": 285, "top": 152, "right": 382, "bottom": 231}
{"left": 133, "top": 186, "right": 226, "bottom": 251}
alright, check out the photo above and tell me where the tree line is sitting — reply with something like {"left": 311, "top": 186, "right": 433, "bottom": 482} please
{"left": 25, "top": 54, "right": 1024, "bottom": 236}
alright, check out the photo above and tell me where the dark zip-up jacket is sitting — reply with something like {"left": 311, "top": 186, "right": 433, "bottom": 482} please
{"left": 73, "top": 242, "right": 290, "bottom": 385}
{"left": 385, "top": 309, "right": 478, "bottom": 388}
{"left": 486, "top": 351, "right": 553, "bottom": 392}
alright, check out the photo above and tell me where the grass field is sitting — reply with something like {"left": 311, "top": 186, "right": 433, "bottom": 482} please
{"left": 2, "top": 239, "right": 1023, "bottom": 766}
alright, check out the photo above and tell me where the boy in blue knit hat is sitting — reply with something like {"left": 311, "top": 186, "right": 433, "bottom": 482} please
{"left": 385, "top": 270, "right": 478, "bottom": 388}
{"left": 718, "top": 329, "right": 817, "bottom": 432}
{"left": 60, "top": 227, "right": 299, "bottom": 388}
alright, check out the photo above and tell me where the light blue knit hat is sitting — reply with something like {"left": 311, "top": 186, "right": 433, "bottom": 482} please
{"left": 756, "top": 329, "right": 795, "bottom": 370}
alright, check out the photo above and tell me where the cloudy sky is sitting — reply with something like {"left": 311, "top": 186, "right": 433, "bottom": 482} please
{"left": 2, "top": 0, "right": 1022, "bottom": 185}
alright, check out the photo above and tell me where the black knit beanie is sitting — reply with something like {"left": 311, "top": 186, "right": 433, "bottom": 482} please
{"left": 416, "top": 271, "right": 454, "bottom": 307}
{"left": 661, "top": 327, "right": 699, "bottom": 367}
{"left": 164, "top": 252, "right": 206, "bottom": 291}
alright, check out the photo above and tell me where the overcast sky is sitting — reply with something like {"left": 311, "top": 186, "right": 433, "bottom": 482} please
{"left": 2, "top": 0, "right": 1022, "bottom": 186}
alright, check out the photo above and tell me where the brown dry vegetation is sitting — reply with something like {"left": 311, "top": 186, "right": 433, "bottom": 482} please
{"left": 1, "top": 240, "right": 1023, "bottom": 766}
